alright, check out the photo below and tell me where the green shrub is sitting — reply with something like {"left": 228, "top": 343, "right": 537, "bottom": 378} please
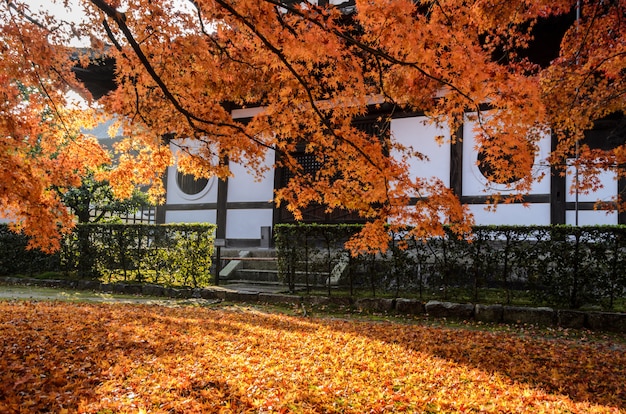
{"left": 0, "top": 225, "right": 61, "bottom": 276}
{"left": 61, "top": 223, "right": 216, "bottom": 287}
{"left": 275, "top": 224, "right": 626, "bottom": 310}
{"left": 1, "top": 223, "right": 215, "bottom": 287}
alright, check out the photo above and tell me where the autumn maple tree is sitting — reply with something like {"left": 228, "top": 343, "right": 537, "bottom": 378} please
{"left": 1, "top": 0, "right": 625, "bottom": 252}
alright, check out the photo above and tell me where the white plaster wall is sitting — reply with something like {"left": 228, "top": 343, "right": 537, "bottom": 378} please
{"left": 166, "top": 166, "right": 219, "bottom": 205}
{"left": 565, "top": 165, "right": 617, "bottom": 203}
{"left": 564, "top": 164, "right": 619, "bottom": 225}
{"left": 166, "top": 140, "right": 219, "bottom": 205}
{"left": 228, "top": 152, "right": 276, "bottom": 203}
{"left": 226, "top": 209, "right": 274, "bottom": 239}
{"left": 469, "top": 203, "right": 552, "bottom": 226}
{"left": 231, "top": 107, "right": 265, "bottom": 119}
{"left": 462, "top": 118, "right": 551, "bottom": 196}
{"left": 165, "top": 209, "right": 216, "bottom": 224}
{"left": 391, "top": 116, "right": 450, "bottom": 187}
{"left": 566, "top": 210, "right": 618, "bottom": 226}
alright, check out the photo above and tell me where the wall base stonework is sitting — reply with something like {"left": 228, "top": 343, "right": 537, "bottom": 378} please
{"left": 425, "top": 301, "right": 474, "bottom": 319}
{"left": 258, "top": 293, "right": 301, "bottom": 304}
{"left": 302, "top": 296, "right": 353, "bottom": 307}
{"left": 502, "top": 306, "right": 556, "bottom": 326}
{"left": 586, "top": 312, "right": 626, "bottom": 333}
{"left": 141, "top": 284, "right": 166, "bottom": 297}
{"left": 395, "top": 298, "right": 425, "bottom": 315}
{"left": 474, "top": 304, "right": 503, "bottom": 323}
{"left": 225, "top": 291, "right": 259, "bottom": 302}
{"left": 557, "top": 310, "right": 587, "bottom": 329}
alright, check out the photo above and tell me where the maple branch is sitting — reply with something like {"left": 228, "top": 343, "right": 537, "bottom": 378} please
{"left": 100, "top": 19, "right": 145, "bottom": 125}
{"left": 101, "top": 18, "right": 123, "bottom": 52}
{"left": 6, "top": 1, "right": 76, "bottom": 35}
{"left": 101, "top": 18, "right": 151, "bottom": 126}
{"left": 7, "top": 1, "right": 48, "bottom": 31}
{"left": 6, "top": 5, "right": 77, "bottom": 142}
{"left": 6, "top": 2, "right": 96, "bottom": 124}
{"left": 566, "top": 50, "right": 626, "bottom": 115}
{"left": 572, "top": 1, "right": 602, "bottom": 67}
{"left": 604, "top": 87, "right": 626, "bottom": 103}
{"left": 261, "top": 0, "right": 480, "bottom": 111}
{"left": 88, "top": 0, "right": 275, "bottom": 152}
{"left": 188, "top": 0, "right": 260, "bottom": 70}
{"left": 213, "top": 0, "right": 385, "bottom": 178}
{"left": 90, "top": 0, "right": 202, "bottom": 126}
{"left": 373, "top": 54, "right": 394, "bottom": 104}
{"left": 281, "top": 0, "right": 494, "bottom": 149}
{"left": 273, "top": 6, "right": 299, "bottom": 38}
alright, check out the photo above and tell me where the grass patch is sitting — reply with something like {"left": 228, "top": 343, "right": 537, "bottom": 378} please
{"left": 0, "top": 285, "right": 152, "bottom": 302}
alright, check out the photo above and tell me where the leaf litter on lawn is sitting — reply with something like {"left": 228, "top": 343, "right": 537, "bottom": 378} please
{"left": 0, "top": 300, "right": 624, "bottom": 413}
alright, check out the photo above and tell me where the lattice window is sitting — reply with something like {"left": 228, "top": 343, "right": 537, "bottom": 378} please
{"left": 353, "top": 117, "right": 389, "bottom": 139}
{"left": 277, "top": 115, "right": 389, "bottom": 223}
{"left": 280, "top": 116, "right": 389, "bottom": 187}
{"left": 280, "top": 153, "right": 323, "bottom": 187}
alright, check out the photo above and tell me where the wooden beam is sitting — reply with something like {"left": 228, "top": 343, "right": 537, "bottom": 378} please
{"left": 450, "top": 124, "right": 463, "bottom": 199}
{"left": 550, "top": 133, "right": 566, "bottom": 224}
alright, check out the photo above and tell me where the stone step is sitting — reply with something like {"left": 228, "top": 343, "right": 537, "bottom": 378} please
{"left": 231, "top": 269, "right": 280, "bottom": 283}
{"left": 239, "top": 258, "right": 279, "bottom": 271}
{"left": 219, "top": 248, "right": 276, "bottom": 257}
{"left": 217, "top": 249, "right": 273, "bottom": 278}
{"left": 229, "top": 268, "right": 330, "bottom": 285}
{"left": 216, "top": 248, "right": 341, "bottom": 287}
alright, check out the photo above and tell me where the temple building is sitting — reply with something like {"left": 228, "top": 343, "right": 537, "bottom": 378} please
{"left": 72, "top": 2, "right": 626, "bottom": 247}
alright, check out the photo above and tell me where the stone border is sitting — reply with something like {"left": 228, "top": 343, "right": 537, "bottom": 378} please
{"left": 1, "top": 277, "right": 624, "bottom": 333}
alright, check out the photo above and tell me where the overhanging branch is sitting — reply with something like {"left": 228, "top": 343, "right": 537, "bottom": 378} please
{"left": 88, "top": 0, "right": 276, "bottom": 152}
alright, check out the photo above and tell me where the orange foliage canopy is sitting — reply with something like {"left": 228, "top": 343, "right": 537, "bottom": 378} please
{"left": 1, "top": 0, "right": 625, "bottom": 251}
{"left": 0, "top": 2, "right": 110, "bottom": 251}
{"left": 0, "top": 301, "right": 624, "bottom": 412}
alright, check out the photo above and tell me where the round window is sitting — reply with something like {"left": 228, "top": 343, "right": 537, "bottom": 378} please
{"left": 477, "top": 149, "right": 532, "bottom": 185}
{"left": 176, "top": 171, "right": 209, "bottom": 196}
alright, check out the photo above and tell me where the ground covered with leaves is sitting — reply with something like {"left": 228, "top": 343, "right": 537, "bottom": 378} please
{"left": 0, "top": 301, "right": 624, "bottom": 413}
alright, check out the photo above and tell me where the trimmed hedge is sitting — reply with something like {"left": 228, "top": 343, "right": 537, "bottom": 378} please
{"left": 0, "top": 226, "right": 61, "bottom": 276}
{"left": 0, "top": 223, "right": 216, "bottom": 288}
{"left": 275, "top": 224, "right": 626, "bottom": 310}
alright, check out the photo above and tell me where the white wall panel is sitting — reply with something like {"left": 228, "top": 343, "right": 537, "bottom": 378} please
{"left": 226, "top": 209, "right": 274, "bottom": 239}
{"left": 391, "top": 116, "right": 450, "bottom": 187}
{"left": 165, "top": 210, "right": 216, "bottom": 224}
{"left": 566, "top": 210, "right": 618, "bottom": 226}
{"left": 462, "top": 118, "right": 551, "bottom": 196}
{"left": 166, "top": 165, "right": 218, "bottom": 205}
{"left": 228, "top": 152, "right": 275, "bottom": 203}
{"left": 469, "top": 203, "right": 551, "bottom": 226}
{"left": 166, "top": 141, "right": 218, "bottom": 205}
{"left": 565, "top": 165, "right": 617, "bottom": 203}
